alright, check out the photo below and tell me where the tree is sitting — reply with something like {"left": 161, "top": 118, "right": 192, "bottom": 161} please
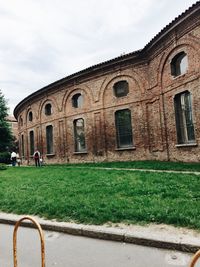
{"left": 0, "top": 90, "right": 13, "bottom": 152}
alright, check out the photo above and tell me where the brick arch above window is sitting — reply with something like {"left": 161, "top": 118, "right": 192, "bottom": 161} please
{"left": 39, "top": 97, "right": 58, "bottom": 121}
{"left": 158, "top": 40, "right": 200, "bottom": 89}
{"left": 63, "top": 87, "right": 92, "bottom": 115}
{"left": 170, "top": 51, "right": 188, "bottom": 77}
{"left": 115, "top": 108, "right": 134, "bottom": 149}
{"left": 113, "top": 80, "right": 129, "bottom": 97}
{"left": 19, "top": 115, "right": 23, "bottom": 127}
{"left": 174, "top": 90, "right": 195, "bottom": 145}
{"left": 44, "top": 103, "right": 52, "bottom": 115}
{"left": 46, "top": 125, "right": 54, "bottom": 155}
{"left": 102, "top": 74, "right": 142, "bottom": 108}
{"left": 26, "top": 109, "right": 33, "bottom": 124}
{"left": 72, "top": 93, "right": 83, "bottom": 108}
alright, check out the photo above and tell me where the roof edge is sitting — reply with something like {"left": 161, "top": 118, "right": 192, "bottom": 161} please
{"left": 14, "top": 1, "right": 200, "bottom": 119}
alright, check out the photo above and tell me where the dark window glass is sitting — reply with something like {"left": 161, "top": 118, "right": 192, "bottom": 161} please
{"left": 21, "top": 135, "right": 25, "bottom": 157}
{"left": 28, "top": 111, "right": 33, "bottom": 122}
{"left": 171, "top": 52, "right": 188, "bottom": 77}
{"left": 74, "top": 118, "right": 86, "bottom": 152}
{"left": 20, "top": 117, "right": 23, "bottom": 127}
{"left": 45, "top": 103, "right": 52, "bottom": 115}
{"left": 113, "top": 81, "right": 129, "bottom": 97}
{"left": 72, "top": 94, "right": 83, "bottom": 108}
{"left": 115, "top": 109, "right": 133, "bottom": 148}
{"left": 46, "top": 125, "right": 53, "bottom": 154}
{"left": 174, "top": 91, "right": 195, "bottom": 144}
{"left": 29, "top": 131, "right": 34, "bottom": 155}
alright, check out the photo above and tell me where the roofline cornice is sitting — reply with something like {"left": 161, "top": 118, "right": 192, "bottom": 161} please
{"left": 14, "top": 1, "right": 200, "bottom": 118}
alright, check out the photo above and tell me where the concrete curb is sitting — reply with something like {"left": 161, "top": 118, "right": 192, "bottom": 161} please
{"left": 0, "top": 213, "right": 200, "bottom": 253}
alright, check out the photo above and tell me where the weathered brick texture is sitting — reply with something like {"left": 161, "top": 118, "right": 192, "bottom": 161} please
{"left": 14, "top": 3, "right": 200, "bottom": 164}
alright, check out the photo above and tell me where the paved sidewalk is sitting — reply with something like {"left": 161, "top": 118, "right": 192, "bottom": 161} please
{"left": 0, "top": 212, "right": 200, "bottom": 253}
{"left": 67, "top": 166, "right": 200, "bottom": 176}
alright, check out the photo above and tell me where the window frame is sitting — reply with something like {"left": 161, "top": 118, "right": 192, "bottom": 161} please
{"left": 29, "top": 130, "right": 34, "bottom": 156}
{"left": 46, "top": 125, "right": 54, "bottom": 155}
{"left": 113, "top": 80, "right": 129, "bottom": 98}
{"left": 171, "top": 51, "right": 188, "bottom": 77}
{"left": 19, "top": 116, "right": 23, "bottom": 127}
{"left": 45, "top": 103, "right": 52, "bottom": 116}
{"left": 174, "top": 91, "right": 195, "bottom": 145}
{"left": 115, "top": 109, "right": 133, "bottom": 149}
{"left": 73, "top": 118, "right": 86, "bottom": 153}
{"left": 21, "top": 134, "right": 25, "bottom": 157}
{"left": 72, "top": 93, "right": 83, "bottom": 108}
{"left": 28, "top": 111, "right": 33, "bottom": 122}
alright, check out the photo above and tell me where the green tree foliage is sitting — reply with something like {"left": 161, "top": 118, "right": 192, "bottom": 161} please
{"left": 0, "top": 90, "right": 13, "bottom": 152}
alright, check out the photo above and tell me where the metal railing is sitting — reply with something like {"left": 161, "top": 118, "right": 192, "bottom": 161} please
{"left": 6, "top": 215, "right": 200, "bottom": 267}
{"left": 189, "top": 249, "right": 200, "bottom": 267}
{"left": 13, "top": 216, "right": 45, "bottom": 267}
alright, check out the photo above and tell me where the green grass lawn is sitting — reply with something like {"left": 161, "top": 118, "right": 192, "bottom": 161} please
{"left": 0, "top": 163, "right": 200, "bottom": 230}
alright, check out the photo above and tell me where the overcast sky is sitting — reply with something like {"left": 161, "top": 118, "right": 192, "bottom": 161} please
{"left": 0, "top": 0, "right": 197, "bottom": 115}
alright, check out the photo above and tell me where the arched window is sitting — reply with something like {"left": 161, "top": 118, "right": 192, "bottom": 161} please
{"left": 21, "top": 134, "right": 25, "bottom": 157}
{"left": 115, "top": 109, "right": 133, "bottom": 148}
{"left": 171, "top": 51, "right": 188, "bottom": 77}
{"left": 46, "top": 125, "right": 53, "bottom": 154}
{"left": 19, "top": 116, "right": 23, "bottom": 127}
{"left": 74, "top": 118, "right": 86, "bottom": 152}
{"left": 113, "top": 81, "right": 129, "bottom": 97}
{"left": 28, "top": 111, "right": 33, "bottom": 122}
{"left": 174, "top": 91, "right": 195, "bottom": 144}
{"left": 29, "top": 130, "right": 34, "bottom": 155}
{"left": 45, "top": 103, "right": 52, "bottom": 115}
{"left": 72, "top": 93, "right": 83, "bottom": 108}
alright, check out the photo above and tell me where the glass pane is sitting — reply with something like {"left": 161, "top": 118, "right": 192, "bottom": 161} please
{"left": 46, "top": 126, "right": 53, "bottom": 154}
{"left": 21, "top": 135, "right": 25, "bottom": 157}
{"left": 171, "top": 52, "right": 188, "bottom": 77}
{"left": 174, "top": 92, "right": 195, "bottom": 144}
{"left": 180, "top": 55, "right": 188, "bottom": 75}
{"left": 114, "top": 81, "right": 129, "bottom": 97}
{"left": 72, "top": 94, "right": 83, "bottom": 108}
{"left": 115, "top": 109, "right": 133, "bottom": 148}
{"left": 45, "top": 104, "right": 52, "bottom": 115}
{"left": 74, "top": 119, "right": 86, "bottom": 152}
{"left": 29, "top": 131, "right": 34, "bottom": 155}
{"left": 184, "top": 93, "right": 195, "bottom": 141}
{"left": 29, "top": 112, "right": 33, "bottom": 121}
{"left": 174, "top": 96, "right": 184, "bottom": 144}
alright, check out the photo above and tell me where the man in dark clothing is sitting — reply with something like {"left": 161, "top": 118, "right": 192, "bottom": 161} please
{"left": 33, "top": 150, "right": 41, "bottom": 167}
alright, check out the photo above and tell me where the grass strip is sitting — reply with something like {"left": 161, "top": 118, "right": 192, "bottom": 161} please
{"left": 0, "top": 165, "right": 200, "bottom": 229}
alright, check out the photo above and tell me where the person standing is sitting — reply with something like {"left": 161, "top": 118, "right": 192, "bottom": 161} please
{"left": 11, "top": 151, "right": 17, "bottom": 166}
{"left": 16, "top": 153, "right": 21, "bottom": 166}
{"left": 33, "top": 149, "right": 41, "bottom": 167}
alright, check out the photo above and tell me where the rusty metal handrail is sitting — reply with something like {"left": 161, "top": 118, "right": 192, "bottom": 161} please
{"left": 189, "top": 249, "right": 200, "bottom": 267}
{"left": 13, "top": 216, "right": 45, "bottom": 267}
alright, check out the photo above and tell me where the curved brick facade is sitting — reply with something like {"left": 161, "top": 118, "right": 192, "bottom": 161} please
{"left": 14, "top": 2, "right": 200, "bottom": 164}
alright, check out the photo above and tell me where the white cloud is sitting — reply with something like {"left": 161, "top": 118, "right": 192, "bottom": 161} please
{"left": 0, "top": 0, "right": 197, "bottom": 115}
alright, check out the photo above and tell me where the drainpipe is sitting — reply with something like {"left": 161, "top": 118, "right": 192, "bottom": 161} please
{"left": 161, "top": 91, "right": 170, "bottom": 161}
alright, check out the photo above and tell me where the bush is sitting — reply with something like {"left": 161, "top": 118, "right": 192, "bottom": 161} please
{"left": 0, "top": 163, "right": 7, "bottom": 170}
{"left": 0, "top": 152, "right": 10, "bottom": 164}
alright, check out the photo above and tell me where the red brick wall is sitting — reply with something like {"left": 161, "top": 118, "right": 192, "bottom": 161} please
{"left": 16, "top": 8, "right": 200, "bottom": 164}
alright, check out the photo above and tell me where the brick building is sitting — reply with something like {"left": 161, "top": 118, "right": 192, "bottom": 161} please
{"left": 6, "top": 116, "right": 18, "bottom": 139}
{"left": 14, "top": 2, "right": 200, "bottom": 164}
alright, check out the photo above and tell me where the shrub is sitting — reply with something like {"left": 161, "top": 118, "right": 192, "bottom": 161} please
{"left": 0, "top": 152, "right": 10, "bottom": 164}
{"left": 0, "top": 163, "right": 7, "bottom": 170}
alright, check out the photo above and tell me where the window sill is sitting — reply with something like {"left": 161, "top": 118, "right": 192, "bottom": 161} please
{"left": 115, "top": 146, "right": 136, "bottom": 151}
{"left": 74, "top": 151, "right": 88, "bottom": 155}
{"left": 172, "top": 72, "right": 187, "bottom": 80}
{"left": 46, "top": 153, "right": 55, "bottom": 157}
{"left": 175, "top": 143, "right": 197, "bottom": 148}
